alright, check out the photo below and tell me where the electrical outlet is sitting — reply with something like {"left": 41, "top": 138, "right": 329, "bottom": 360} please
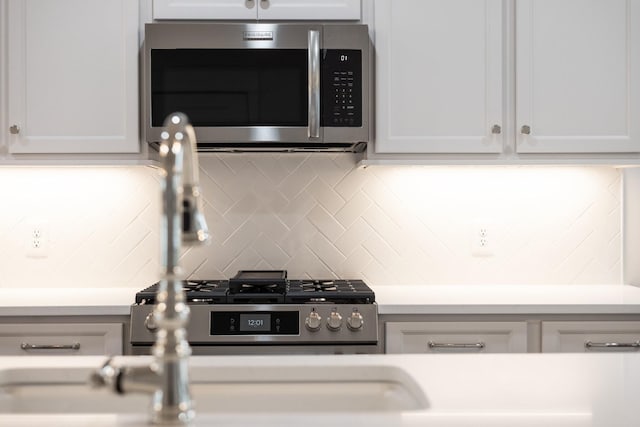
{"left": 471, "top": 221, "right": 493, "bottom": 257}
{"left": 26, "top": 221, "right": 48, "bottom": 258}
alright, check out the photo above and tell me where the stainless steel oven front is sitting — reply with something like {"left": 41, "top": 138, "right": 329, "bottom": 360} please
{"left": 130, "top": 303, "right": 379, "bottom": 355}
{"left": 142, "top": 23, "right": 371, "bottom": 152}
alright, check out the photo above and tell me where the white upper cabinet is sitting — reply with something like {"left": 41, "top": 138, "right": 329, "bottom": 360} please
{"left": 153, "top": 0, "right": 256, "bottom": 19}
{"left": 371, "top": 0, "right": 640, "bottom": 159}
{"left": 6, "top": 0, "right": 139, "bottom": 154}
{"left": 516, "top": 0, "right": 640, "bottom": 154}
{"left": 153, "top": 0, "right": 361, "bottom": 21}
{"left": 373, "top": 0, "right": 504, "bottom": 154}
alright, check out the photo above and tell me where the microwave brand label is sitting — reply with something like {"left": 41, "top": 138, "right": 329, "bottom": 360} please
{"left": 243, "top": 31, "right": 274, "bottom": 41}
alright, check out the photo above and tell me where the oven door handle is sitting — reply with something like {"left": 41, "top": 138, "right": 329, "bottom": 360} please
{"left": 308, "top": 29, "right": 320, "bottom": 139}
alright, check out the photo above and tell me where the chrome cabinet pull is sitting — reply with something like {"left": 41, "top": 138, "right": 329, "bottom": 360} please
{"left": 21, "top": 342, "right": 81, "bottom": 351}
{"left": 9, "top": 125, "right": 20, "bottom": 134}
{"left": 521, "top": 125, "right": 531, "bottom": 135}
{"left": 428, "top": 341, "right": 485, "bottom": 350}
{"left": 585, "top": 341, "right": 640, "bottom": 350}
{"left": 491, "top": 124, "right": 501, "bottom": 134}
{"left": 308, "top": 29, "right": 320, "bottom": 139}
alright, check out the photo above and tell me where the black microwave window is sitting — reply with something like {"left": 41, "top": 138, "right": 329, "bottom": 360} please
{"left": 151, "top": 49, "right": 308, "bottom": 127}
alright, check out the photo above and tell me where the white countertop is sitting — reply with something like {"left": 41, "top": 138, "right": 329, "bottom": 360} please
{"left": 0, "top": 353, "right": 637, "bottom": 426}
{"left": 374, "top": 284, "right": 640, "bottom": 314}
{"left": 1, "top": 284, "right": 640, "bottom": 317}
{"left": 0, "top": 288, "right": 136, "bottom": 316}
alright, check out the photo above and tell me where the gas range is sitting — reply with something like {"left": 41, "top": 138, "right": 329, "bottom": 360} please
{"left": 130, "top": 271, "right": 379, "bottom": 355}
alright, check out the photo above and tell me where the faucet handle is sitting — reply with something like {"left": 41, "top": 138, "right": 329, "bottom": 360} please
{"left": 89, "top": 357, "right": 119, "bottom": 389}
{"left": 182, "top": 184, "right": 210, "bottom": 244}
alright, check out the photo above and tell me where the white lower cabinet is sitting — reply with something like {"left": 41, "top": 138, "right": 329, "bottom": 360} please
{"left": 542, "top": 321, "right": 640, "bottom": 353}
{"left": 385, "top": 321, "right": 528, "bottom": 354}
{"left": 0, "top": 323, "right": 123, "bottom": 356}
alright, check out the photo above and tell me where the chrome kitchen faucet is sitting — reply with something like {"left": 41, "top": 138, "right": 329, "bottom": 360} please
{"left": 92, "top": 112, "right": 209, "bottom": 424}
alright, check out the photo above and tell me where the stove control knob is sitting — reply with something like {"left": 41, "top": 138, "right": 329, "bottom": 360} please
{"left": 305, "top": 309, "right": 322, "bottom": 332}
{"left": 347, "top": 309, "right": 364, "bottom": 331}
{"left": 326, "top": 309, "right": 343, "bottom": 331}
{"left": 144, "top": 312, "right": 158, "bottom": 332}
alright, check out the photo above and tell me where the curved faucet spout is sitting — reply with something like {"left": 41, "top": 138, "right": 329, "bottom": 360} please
{"left": 159, "top": 112, "right": 210, "bottom": 267}
{"left": 155, "top": 112, "right": 210, "bottom": 424}
{"left": 93, "top": 112, "right": 209, "bottom": 425}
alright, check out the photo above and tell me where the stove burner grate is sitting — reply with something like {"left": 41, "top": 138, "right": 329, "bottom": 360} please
{"left": 284, "top": 280, "right": 374, "bottom": 304}
{"left": 134, "top": 273, "right": 375, "bottom": 306}
{"left": 225, "top": 281, "right": 287, "bottom": 304}
{"left": 182, "top": 280, "right": 222, "bottom": 292}
{"left": 300, "top": 280, "right": 338, "bottom": 292}
{"left": 135, "top": 280, "right": 229, "bottom": 305}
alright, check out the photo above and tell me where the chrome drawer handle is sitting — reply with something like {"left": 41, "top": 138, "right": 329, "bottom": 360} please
{"left": 428, "top": 341, "right": 485, "bottom": 350}
{"left": 21, "top": 342, "right": 81, "bottom": 351}
{"left": 585, "top": 341, "right": 640, "bottom": 349}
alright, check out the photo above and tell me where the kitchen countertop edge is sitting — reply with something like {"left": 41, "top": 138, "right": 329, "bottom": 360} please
{"left": 2, "top": 285, "right": 640, "bottom": 317}
{"left": 374, "top": 284, "right": 640, "bottom": 315}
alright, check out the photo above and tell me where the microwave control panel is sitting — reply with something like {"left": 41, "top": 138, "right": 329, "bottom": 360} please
{"left": 322, "top": 49, "right": 362, "bottom": 127}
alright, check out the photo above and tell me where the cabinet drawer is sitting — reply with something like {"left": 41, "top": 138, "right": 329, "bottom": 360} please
{"left": 0, "top": 323, "right": 123, "bottom": 356}
{"left": 542, "top": 321, "right": 640, "bottom": 353}
{"left": 385, "top": 321, "right": 528, "bottom": 354}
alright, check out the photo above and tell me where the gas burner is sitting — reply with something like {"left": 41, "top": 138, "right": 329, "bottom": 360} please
{"left": 300, "top": 280, "right": 338, "bottom": 292}
{"left": 135, "top": 280, "right": 228, "bottom": 305}
{"left": 182, "top": 280, "right": 222, "bottom": 292}
{"left": 285, "top": 279, "right": 374, "bottom": 304}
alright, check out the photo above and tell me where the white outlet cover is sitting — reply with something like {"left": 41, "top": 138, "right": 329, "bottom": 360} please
{"left": 25, "top": 219, "right": 49, "bottom": 258}
{"left": 470, "top": 219, "right": 494, "bottom": 257}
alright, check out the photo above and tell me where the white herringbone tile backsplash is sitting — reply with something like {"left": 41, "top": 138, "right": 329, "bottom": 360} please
{"left": 0, "top": 156, "right": 622, "bottom": 288}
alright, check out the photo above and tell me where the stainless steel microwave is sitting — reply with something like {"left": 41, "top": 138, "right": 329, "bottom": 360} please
{"left": 143, "top": 23, "right": 370, "bottom": 152}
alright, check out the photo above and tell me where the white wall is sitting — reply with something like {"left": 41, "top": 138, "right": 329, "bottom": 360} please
{"left": 0, "top": 156, "right": 622, "bottom": 288}
{"left": 0, "top": 166, "right": 159, "bottom": 289}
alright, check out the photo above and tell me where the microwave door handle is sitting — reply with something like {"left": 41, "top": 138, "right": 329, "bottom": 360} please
{"left": 308, "top": 29, "right": 320, "bottom": 139}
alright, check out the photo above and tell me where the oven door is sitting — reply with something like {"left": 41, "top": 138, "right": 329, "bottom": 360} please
{"left": 130, "top": 304, "right": 380, "bottom": 355}
{"left": 143, "top": 23, "right": 322, "bottom": 146}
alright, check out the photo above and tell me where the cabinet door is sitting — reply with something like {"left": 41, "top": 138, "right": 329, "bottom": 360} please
{"left": 385, "top": 322, "right": 528, "bottom": 354}
{"left": 542, "top": 321, "right": 640, "bottom": 353}
{"left": 516, "top": 0, "right": 640, "bottom": 154}
{"left": 153, "top": 0, "right": 257, "bottom": 20}
{"left": 7, "top": 0, "right": 139, "bottom": 154}
{"left": 0, "top": 323, "right": 123, "bottom": 356}
{"left": 258, "top": 0, "right": 360, "bottom": 20}
{"left": 374, "top": 0, "right": 504, "bottom": 154}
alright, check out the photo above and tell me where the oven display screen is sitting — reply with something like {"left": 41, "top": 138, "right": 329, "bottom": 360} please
{"left": 239, "top": 313, "right": 271, "bottom": 332}
{"left": 210, "top": 311, "right": 299, "bottom": 335}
